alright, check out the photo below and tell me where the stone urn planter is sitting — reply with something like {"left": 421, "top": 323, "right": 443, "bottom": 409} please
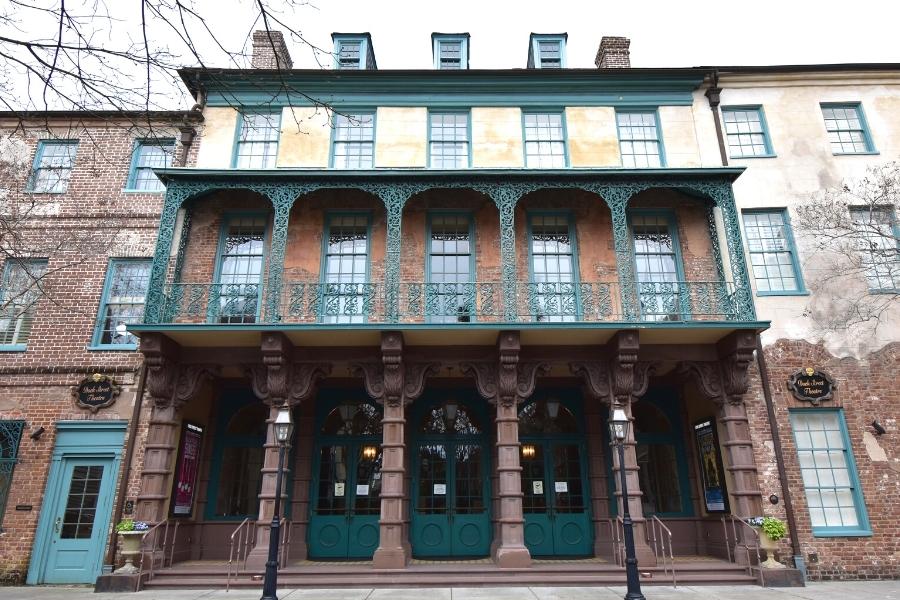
{"left": 749, "top": 516, "right": 787, "bottom": 569}
{"left": 758, "top": 532, "right": 784, "bottom": 568}
{"left": 115, "top": 530, "right": 144, "bottom": 574}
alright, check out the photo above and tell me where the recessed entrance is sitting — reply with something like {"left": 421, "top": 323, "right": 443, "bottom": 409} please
{"left": 411, "top": 397, "right": 490, "bottom": 558}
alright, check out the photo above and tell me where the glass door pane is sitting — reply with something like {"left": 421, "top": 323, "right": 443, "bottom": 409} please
{"left": 416, "top": 444, "right": 448, "bottom": 514}
{"left": 632, "top": 214, "right": 681, "bottom": 321}
{"left": 530, "top": 215, "right": 576, "bottom": 322}
{"left": 354, "top": 445, "right": 382, "bottom": 515}
{"left": 428, "top": 215, "right": 473, "bottom": 323}
{"left": 522, "top": 443, "right": 547, "bottom": 513}
{"left": 316, "top": 445, "right": 349, "bottom": 514}
{"left": 217, "top": 216, "right": 266, "bottom": 323}
{"left": 60, "top": 465, "right": 104, "bottom": 539}
{"left": 454, "top": 444, "right": 483, "bottom": 514}
{"left": 323, "top": 215, "right": 369, "bottom": 323}
{"left": 551, "top": 444, "right": 585, "bottom": 514}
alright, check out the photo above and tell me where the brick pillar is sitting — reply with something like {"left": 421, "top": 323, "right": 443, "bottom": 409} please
{"left": 373, "top": 395, "right": 409, "bottom": 568}
{"left": 135, "top": 402, "right": 180, "bottom": 523}
{"left": 246, "top": 404, "right": 291, "bottom": 569}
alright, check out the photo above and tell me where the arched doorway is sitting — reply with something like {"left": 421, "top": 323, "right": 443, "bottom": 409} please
{"left": 308, "top": 396, "right": 383, "bottom": 559}
{"left": 411, "top": 396, "right": 490, "bottom": 558}
{"left": 519, "top": 394, "right": 593, "bottom": 557}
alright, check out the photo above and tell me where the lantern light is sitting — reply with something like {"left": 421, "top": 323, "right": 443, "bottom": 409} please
{"left": 274, "top": 407, "right": 294, "bottom": 444}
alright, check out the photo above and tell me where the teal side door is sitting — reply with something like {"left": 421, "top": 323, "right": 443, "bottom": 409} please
{"left": 27, "top": 421, "right": 126, "bottom": 585}
{"left": 411, "top": 399, "right": 490, "bottom": 558}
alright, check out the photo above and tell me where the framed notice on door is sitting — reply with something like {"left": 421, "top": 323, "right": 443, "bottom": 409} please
{"left": 171, "top": 422, "right": 204, "bottom": 517}
{"left": 693, "top": 418, "right": 729, "bottom": 514}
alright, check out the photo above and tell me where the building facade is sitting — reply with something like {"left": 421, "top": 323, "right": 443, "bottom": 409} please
{"left": 0, "top": 31, "right": 897, "bottom": 588}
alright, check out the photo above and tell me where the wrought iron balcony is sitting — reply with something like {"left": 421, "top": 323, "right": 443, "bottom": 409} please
{"left": 158, "top": 280, "right": 752, "bottom": 325}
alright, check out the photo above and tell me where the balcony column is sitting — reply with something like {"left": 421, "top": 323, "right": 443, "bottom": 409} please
{"left": 374, "top": 186, "right": 427, "bottom": 323}
{"left": 710, "top": 184, "right": 756, "bottom": 321}
{"left": 262, "top": 188, "right": 303, "bottom": 323}
{"left": 144, "top": 185, "right": 192, "bottom": 324}
{"left": 599, "top": 186, "right": 638, "bottom": 321}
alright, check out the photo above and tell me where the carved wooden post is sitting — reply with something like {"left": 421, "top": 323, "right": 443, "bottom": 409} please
{"left": 464, "top": 331, "right": 549, "bottom": 568}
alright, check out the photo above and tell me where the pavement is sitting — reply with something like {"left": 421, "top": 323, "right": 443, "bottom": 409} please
{"left": 0, "top": 582, "right": 899, "bottom": 600}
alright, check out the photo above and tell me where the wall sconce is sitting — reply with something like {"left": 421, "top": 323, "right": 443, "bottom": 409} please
{"left": 872, "top": 419, "right": 886, "bottom": 436}
{"left": 546, "top": 398, "right": 560, "bottom": 419}
{"left": 445, "top": 401, "right": 458, "bottom": 423}
{"left": 522, "top": 445, "right": 536, "bottom": 459}
{"left": 362, "top": 446, "right": 378, "bottom": 460}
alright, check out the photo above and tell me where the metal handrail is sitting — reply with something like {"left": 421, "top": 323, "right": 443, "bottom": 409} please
{"left": 648, "top": 515, "right": 676, "bottom": 588}
{"left": 613, "top": 515, "right": 625, "bottom": 567}
{"left": 279, "top": 518, "right": 291, "bottom": 568}
{"left": 722, "top": 515, "right": 765, "bottom": 587}
{"left": 226, "top": 518, "right": 255, "bottom": 592}
{"left": 137, "top": 519, "right": 178, "bottom": 583}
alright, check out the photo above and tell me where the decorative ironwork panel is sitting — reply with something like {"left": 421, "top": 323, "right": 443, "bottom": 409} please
{"left": 0, "top": 420, "right": 25, "bottom": 528}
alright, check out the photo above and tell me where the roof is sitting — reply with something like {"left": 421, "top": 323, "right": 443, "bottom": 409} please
{"left": 0, "top": 110, "right": 203, "bottom": 123}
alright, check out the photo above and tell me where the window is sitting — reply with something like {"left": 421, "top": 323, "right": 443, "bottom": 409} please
{"left": 821, "top": 103, "right": 875, "bottom": 154}
{"left": 92, "top": 260, "right": 152, "bottom": 348}
{"left": 742, "top": 210, "right": 805, "bottom": 294}
{"left": 215, "top": 216, "right": 266, "bottom": 323}
{"left": 338, "top": 40, "right": 361, "bottom": 69}
{"left": 429, "top": 112, "right": 469, "bottom": 168}
{"left": 0, "top": 259, "right": 47, "bottom": 348}
{"left": 427, "top": 214, "right": 473, "bottom": 323}
{"left": 529, "top": 214, "right": 577, "bottom": 322}
{"left": 617, "top": 111, "right": 663, "bottom": 168}
{"left": 433, "top": 35, "right": 468, "bottom": 69}
{"left": 331, "top": 113, "right": 375, "bottom": 169}
{"left": 29, "top": 140, "right": 78, "bottom": 193}
{"left": 631, "top": 213, "right": 683, "bottom": 320}
{"left": 528, "top": 35, "right": 566, "bottom": 69}
{"left": 632, "top": 396, "right": 692, "bottom": 517}
{"left": 722, "top": 107, "right": 774, "bottom": 158}
{"left": 0, "top": 420, "right": 25, "bottom": 528}
{"left": 234, "top": 111, "right": 281, "bottom": 169}
{"left": 208, "top": 397, "right": 268, "bottom": 519}
{"left": 127, "top": 140, "right": 175, "bottom": 191}
{"left": 333, "top": 35, "right": 375, "bottom": 69}
{"left": 850, "top": 206, "right": 899, "bottom": 291}
{"left": 322, "top": 214, "right": 370, "bottom": 324}
{"left": 523, "top": 112, "right": 567, "bottom": 168}
{"left": 790, "top": 410, "right": 871, "bottom": 536}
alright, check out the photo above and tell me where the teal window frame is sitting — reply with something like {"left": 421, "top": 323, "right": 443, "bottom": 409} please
{"left": 527, "top": 211, "right": 581, "bottom": 321}
{"left": 320, "top": 212, "right": 372, "bottom": 324}
{"left": 232, "top": 109, "right": 282, "bottom": 169}
{"left": 125, "top": 139, "right": 175, "bottom": 191}
{"left": 0, "top": 420, "right": 25, "bottom": 529}
{"left": 521, "top": 110, "right": 569, "bottom": 169}
{"left": 211, "top": 213, "right": 268, "bottom": 324}
{"left": 741, "top": 208, "right": 807, "bottom": 296}
{"left": 0, "top": 258, "right": 48, "bottom": 351}
{"left": 427, "top": 110, "right": 471, "bottom": 168}
{"left": 28, "top": 140, "right": 78, "bottom": 193}
{"left": 333, "top": 35, "right": 374, "bottom": 70}
{"left": 433, "top": 35, "right": 469, "bottom": 70}
{"left": 789, "top": 408, "right": 872, "bottom": 537}
{"left": 426, "top": 211, "right": 476, "bottom": 323}
{"left": 528, "top": 34, "right": 567, "bottom": 69}
{"left": 89, "top": 258, "right": 152, "bottom": 350}
{"left": 628, "top": 209, "right": 688, "bottom": 320}
{"left": 721, "top": 106, "right": 775, "bottom": 158}
{"left": 329, "top": 110, "right": 376, "bottom": 169}
{"left": 616, "top": 109, "right": 666, "bottom": 168}
{"left": 820, "top": 102, "right": 878, "bottom": 155}
{"left": 849, "top": 205, "right": 899, "bottom": 293}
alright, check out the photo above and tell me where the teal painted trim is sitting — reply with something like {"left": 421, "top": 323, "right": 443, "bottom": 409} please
{"left": 27, "top": 139, "right": 78, "bottom": 193}
{"left": 788, "top": 408, "right": 872, "bottom": 537}
{"left": 528, "top": 34, "right": 568, "bottom": 69}
{"left": 627, "top": 209, "right": 689, "bottom": 318}
{"left": 720, "top": 105, "right": 776, "bottom": 158}
{"left": 521, "top": 109, "right": 570, "bottom": 168}
{"left": 0, "top": 344, "right": 26, "bottom": 352}
{"left": 211, "top": 212, "right": 269, "bottom": 323}
{"left": 125, "top": 139, "right": 175, "bottom": 190}
{"left": 432, "top": 35, "right": 469, "bottom": 70}
{"left": 319, "top": 211, "right": 373, "bottom": 323}
{"left": 232, "top": 109, "right": 282, "bottom": 169}
{"left": 820, "top": 102, "right": 878, "bottom": 154}
{"left": 526, "top": 210, "right": 581, "bottom": 319}
{"left": 741, "top": 207, "right": 807, "bottom": 295}
{"left": 91, "top": 258, "right": 153, "bottom": 347}
{"left": 86, "top": 345, "right": 136, "bottom": 351}
{"left": 333, "top": 36, "right": 369, "bottom": 70}
{"left": 328, "top": 109, "right": 377, "bottom": 168}
{"left": 426, "top": 109, "right": 472, "bottom": 168}
{"left": 615, "top": 108, "right": 666, "bottom": 168}
{"left": 425, "top": 211, "right": 477, "bottom": 323}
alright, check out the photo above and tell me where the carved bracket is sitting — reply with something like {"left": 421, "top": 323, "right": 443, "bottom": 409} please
{"left": 352, "top": 332, "right": 437, "bottom": 406}
{"left": 464, "top": 332, "right": 548, "bottom": 407}
{"left": 248, "top": 362, "right": 331, "bottom": 406}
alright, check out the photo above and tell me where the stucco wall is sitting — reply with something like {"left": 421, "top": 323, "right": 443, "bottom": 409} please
{"left": 375, "top": 107, "right": 427, "bottom": 168}
{"left": 565, "top": 107, "right": 620, "bottom": 167}
{"left": 277, "top": 106, "right": 331, "bottom": 168}
{"left": 471, "top": 107, "right": 523, "bottom": 168}
{"left": 195, "top": 107, "right": 238, "bottom": 168}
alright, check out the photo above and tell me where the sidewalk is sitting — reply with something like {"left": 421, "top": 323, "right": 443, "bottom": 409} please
{"left": 0, "top": 581, "right": 898, "bottom": 600}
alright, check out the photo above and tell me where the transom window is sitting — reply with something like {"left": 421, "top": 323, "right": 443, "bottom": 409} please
{"left": 128, "top": 140, "right": 174, "bottom": 191}
{"left": 631, "top": 214, "right": 682, "bottom": 321}
{"left": 523, "top": 113, "right": 566, "bottom": 168}
{"left": 216, "top": 216, "right": 266, "bottom": 323}
{"left": 93, "top": 259, "right": 152, "bottom": 347}
{"left": 332, "top": 113, "right": 375, "bottom": 169}
{"left": 529, "top": 214, "right": 576, "bottom": 322}
{"left": 742, "top": 210, "right": 804, "bottom": 294}
{"left": 234, "top": 112, "right": 281, "bottom": 169}
{"left": 722, "top": 107, "right": 773, "bottom": 158}
{"left": 429, "top": 112, "right": 469, "bottom": 168}
{"left": 821, "top": 104, "right": 874, "bottom": 154}
{"left": 617, "top": 111, "right": 663, "bottom": 168}
{"left": 428, "top": 214, "right": 473, "bottom": 323}
{"left": 323, "top": 214, "right": 370, "bottom": 323}
{"left": 790, "top": 410, "right": 870, "bottom": 536}
{"left": 0, "top": 259, "right": 48, "bottom": 347}
{"left": 849, "top": 207, "right": 899, "bottom": 291}
{"left": 30, "top": 140, "right": 78, "bottom": 193}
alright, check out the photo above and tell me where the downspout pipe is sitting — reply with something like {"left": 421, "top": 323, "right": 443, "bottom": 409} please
{"left": 705, "top": 70, "right": 730, "bottom": 167}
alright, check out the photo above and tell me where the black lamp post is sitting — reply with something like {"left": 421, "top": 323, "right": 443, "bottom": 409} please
{"left": 261, "top": 406, "right": 294, "bottom": 600}
{"left": 610, "top": 407, "right": 645, "bottom": 600}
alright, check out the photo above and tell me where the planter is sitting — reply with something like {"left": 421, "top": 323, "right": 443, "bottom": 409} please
{"left": 757, "top": 531, "right": 785, "bottom": 569}
{"left": 114, "top": 530, "right": 144, "bottom": 574}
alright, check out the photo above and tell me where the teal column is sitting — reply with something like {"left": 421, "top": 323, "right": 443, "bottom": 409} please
{"left": 144, "top": 185, "right": 190, "bottom": 324}
{"left": 490, "top": 186, "right": 520, "bottom": 323}
{"left": 262, "top": 188, "right": 299, "bottom": 322}
{"left": 600, "top": 186, "right": 638, "bottom": 321}
{"left": 712, "top": 184, "right": 756, "bottom": 321}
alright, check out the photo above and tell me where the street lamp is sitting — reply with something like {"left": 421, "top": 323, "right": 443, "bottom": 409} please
{"left": 261, "top": 406, "right": 294, "bottom": 600}
{"left": 610, "top": 407, "right": 645, "bottom": 600}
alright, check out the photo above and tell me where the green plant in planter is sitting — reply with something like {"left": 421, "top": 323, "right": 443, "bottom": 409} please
{"left": 748, "top": 516, "right": 787, "bottom": 541}
{"left": 115, "top": 519, "right": 149, "bottom": 533}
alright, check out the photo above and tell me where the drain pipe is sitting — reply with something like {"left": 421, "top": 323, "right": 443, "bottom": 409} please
{"left": 704, "top": 70, "right": 730, "bottom": 167}
{"left": 104, "top": 363, "right": 148, "bottom": 568}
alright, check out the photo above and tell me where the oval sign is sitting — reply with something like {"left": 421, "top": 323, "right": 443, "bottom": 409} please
{"left": 787, "top": 367, "right": 835, "bottom": 405}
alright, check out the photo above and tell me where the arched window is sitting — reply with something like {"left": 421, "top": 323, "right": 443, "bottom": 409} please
{"left": 518, "top": 399, "right": 579, "bottom": 435}
{"left": 321, "top": 401, "right": 383, "bottom": 436}
{"left": 632, "top": 394, "right": 692, "bottom": 517}
{"left": 420, "top": 402, "right": 482, "bottom": 435}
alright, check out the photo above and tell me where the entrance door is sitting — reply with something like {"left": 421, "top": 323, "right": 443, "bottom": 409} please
{"left": 520, "top": 398, "right": 593, "bottom": 557}
{"left": 309, "top": 399, "right": 382, "bottom": 559}
{"left": 412, "top": 400, "right": 490, "bottom": 558}
{"left": 42, "top": 458, "right": 117, "bottom": 583}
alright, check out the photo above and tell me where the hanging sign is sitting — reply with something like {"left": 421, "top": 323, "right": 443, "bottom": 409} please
{"left": 171, "top": 423, "right": 204, "bottom": 517}
{"left": 693, "top": 419, "right": 729, "bottom": 514}
{"left": 72, "top": 373, "right": 121, "bottom": 413}
{"left": 788, "top": 368, "right": 836, "bottom": 405}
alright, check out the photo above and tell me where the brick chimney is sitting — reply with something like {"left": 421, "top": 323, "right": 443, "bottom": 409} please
{"left": 595, "top": 36, "right": 631, "bottom": 68}
{"left": 251, "top": 30, "right": 293, "bottom": 69}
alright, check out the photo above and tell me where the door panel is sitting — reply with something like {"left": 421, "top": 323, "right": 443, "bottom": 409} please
{"left": 450, "top": 444, "right": 489, "bottom": 556}
{"left": 522, "top": 443, "right": 554, "bottom": 556}
{"left": 412, "top": 443, "right": 451, "bottom": 556}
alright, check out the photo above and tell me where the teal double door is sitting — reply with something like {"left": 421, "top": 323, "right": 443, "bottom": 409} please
{"left": 411, "top": 399, "right": 490, "bottom": 558}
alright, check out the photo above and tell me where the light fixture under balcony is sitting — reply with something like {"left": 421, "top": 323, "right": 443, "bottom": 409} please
{"left": 522, "top": 444, "right": 536, "bottom": 459}
{"left": 362, "top": 446, "right": 378, "bottom": 460}
{"left": 546, "top": 397, "right": 560, "bottom": 419}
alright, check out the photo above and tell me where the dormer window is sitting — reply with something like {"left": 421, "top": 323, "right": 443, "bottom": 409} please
{"left": 432, "top": 33, "right": 469, "bottom": 70}
{"left": 528, "top": 34, "right": 567, "bottom": 69}
{"left": 332, "top": 33, "right": 377, "bottom": 70}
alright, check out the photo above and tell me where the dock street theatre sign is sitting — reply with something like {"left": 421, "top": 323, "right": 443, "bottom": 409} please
{"left": 788, "top": 368, "right": 836, "bottom": 405}
{"left": 72, "top": 373, "right": 121, "bottom": 413}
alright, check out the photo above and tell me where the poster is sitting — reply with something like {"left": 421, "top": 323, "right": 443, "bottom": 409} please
{"left": 554, "top": 481, "right": 568, "bottom": 493}
{"left": 334, "top": 482, "right": 345, "bottom": 497}
{"left": 433, "top": 483, "right": 447, "bottom": 495}
{"left": 356, "top": 484, "right": 369, "bottom": 496}
{"left": 532, "top": 480, "right": 543, "bottom": 495}
{"left": 171, "top": 423, "right": 203, "bottom": 516}
{"left": 693, "top": 419, "right": 729, "bottom": 513}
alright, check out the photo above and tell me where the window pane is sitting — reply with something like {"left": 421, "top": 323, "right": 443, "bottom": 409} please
{"left": 741, "top": 210, "right": 801, "bottom": 292}
{"left": 822, "top": 105, "right": 871, "bottom": 153}
{"left": 323, "top": 215, "right": 369, "bottom": 323}
{"left": 428, "top": 214, "right": 472, "bottom": 323}
{"left": 617, "top": 113, "right": 661, "bottom": 167}
{"left": 98, "top": 261, "right": 152, "bottom": 345}
{"left": 723, "top": 108, "right": 770, "bottom": 157}
{"left": 32, "top": 142, "right": 78, "bottom": 193}
{"left": 333, "top": 114, "right": 375, "bottom": 169}
{"left": 430, "top": 113, "right": 469, "bottom": 168}
{"left": 530, "top": 215, "right": 576, "bottom": 322}
{"left": 0, "top": 260, "right": 48, "bottom": 346}
{"left": 849, "top": 207, "right": 899, "bottom": 290}
{"left": 236, "top": 112, "right": 281, "bottom": 168}
{"left": 217, "top": 217, "right": 266, "bottom": 324}
{"left": 132, "top": 142, "right": 175, "bottom": 190}
{"left": 523, "top": 113, "right": 566, "bottom": 168}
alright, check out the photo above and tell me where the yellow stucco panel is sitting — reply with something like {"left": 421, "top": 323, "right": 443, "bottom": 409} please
{"left": 472, "top": 108, "right": 523, "bottom": 167}
{"left": 566, "top": 107, "right": 620, "bottom": 167}
{"left": 195, "top": 107, "right": 238, "bottom": 168}
{"left": 277, "top": 107, "right": 331, "bottom": 168}
{"left": 658, "top": 106, "right": 702, "bottom": 168}
{"left": 374, "top": 107, "right": 427, "bottom": 168}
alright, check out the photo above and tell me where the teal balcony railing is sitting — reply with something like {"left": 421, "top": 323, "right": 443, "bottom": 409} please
{"left": 158, "top": 280, "right": 749, "bottom": 325}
